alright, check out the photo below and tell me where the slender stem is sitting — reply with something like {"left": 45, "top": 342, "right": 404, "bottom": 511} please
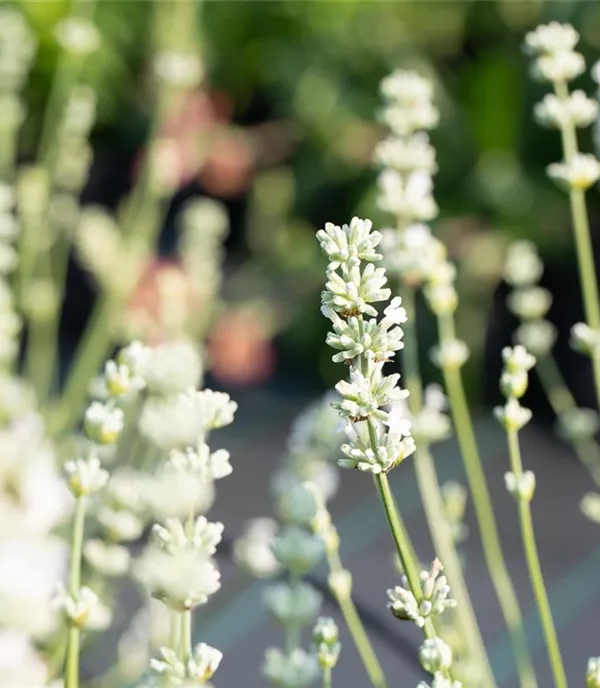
{"left": 373, "top": 471, "right": 435, "bottom": 640}
{"left": 326, "top": 548, "right": 387, "bottom": 688}
{"left": 440, "top": 324, "right": 537, "bottom": 688}
{"left": 554, "top": 80, "right": 600, "bottom": 409}
{"left": 535, "top": 354, "right": 600, "bottom": 488}
{"left": 323, "top": 667, "right": 332, "bottom": 688}
{"left": 400, "top": 284, "right": 496, "bottom": 688}
{"left": 180, "top": 611, "right": 192, "bottom": 665}
{"left": 65, "top": 495, "right": 88, "bottom": 688}
{"left": 506, "top": 429, "right": 567, "bottom": 688}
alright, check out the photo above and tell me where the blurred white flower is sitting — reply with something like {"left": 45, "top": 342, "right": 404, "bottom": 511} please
{"left": 153, "top": 50, "right": 204, "bottom": 88}
{"left": 84, "top": 401, "right": 123, "bottom": 445}
{"left": 377, "top": 169, "right": 438, "bottom": 222}
{"left": 55, "top": 17, "right": 100, "bottom": 55}
{"left": 547, "top": 153, "right": 600, "bottom": 190}
{"left": 0, "top": 630, "right": 49, "bottom": 688}
{"left": 84, "top": 539, "right": 130, "bottom": 577}
{"left": 262, "top": 647, "right": 319, "bottom": 688}
{"left": 64, "top": 455, "right": 109, "bottom": 497}
{"left": 535, "top": 91, "right": 598, "bottom": 129}
{"left": 144, "top": 340, "right": 203, "bottom": 396}
{"left": 233, "top": 517, "right": 282, "bottom": 579}
{"left": 524, "top": 22, "right": 579, "bottom": 55}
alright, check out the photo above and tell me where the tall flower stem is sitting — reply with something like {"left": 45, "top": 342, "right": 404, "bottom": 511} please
{"left": 65, "top": 495, "right": 87, "bottom": 688}
{"left": 400, "top": 285, "right": 496, "bottom": 688}
{"left": 372, "top": 469, "right": 435, "bottom": 640}
{"left": 535, "top": 353, "right": 600, "bottom": 487}
{"left": 323, "top": 667, "right": 332, "bottom": 688}
{"left": 506, "top": 428, "right": 567, "bottom": 688}
{"left": 554, "top": 79, "right": 600, "bottom": 409}
{"left": 326, "top": 547, "right": 387, "bottom": 688}
{"left": 438, "top": 313, "right": 537, "bottom": 688}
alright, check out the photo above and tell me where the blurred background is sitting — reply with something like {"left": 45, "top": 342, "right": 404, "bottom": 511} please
{"left": 9, "top": 0, "right": 600, "bottom": 686}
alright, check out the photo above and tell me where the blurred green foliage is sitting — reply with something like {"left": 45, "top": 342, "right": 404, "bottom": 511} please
{"left": 12, "top": 0, "right": 600, "bottom": 393}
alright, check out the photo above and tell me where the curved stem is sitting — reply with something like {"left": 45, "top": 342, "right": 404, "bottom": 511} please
{"left": 506, "top": 429, "right": 567, "bottom": 688}
{"left": 441, "top": 338, "right": 537, "bottom": 688}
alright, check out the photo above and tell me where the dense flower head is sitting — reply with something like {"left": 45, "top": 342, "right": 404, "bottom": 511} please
{"left": 312, "top": 617, "right": 341, "bottom": 670}
{"left": 262, "top": 647, "right": 319, "bottom": 688}
{"left": 374, "top": 133, "right": 437, "bottom": 173}
{"left": 535, "top": 91, "right": 598, "bottom": 129}
{"left": 167, "top": 444, "right": 232, "bottom": 481}
{"left": 387, "top": 558, "right": 456, "bottom": 627}
{"left": 233, "top": 517, "right": 282, "bottom": 579}
{"left": 316, "top": 217, "right": 382, "bottom": 272}
{"left": 263, "top": 580, "right": 322, "bottom": 627}
{"left": 507, "top": 287, "right": 552, "bottom": 321}
{"left": 547, "top": 153, "right": 600, "bottom": 191}
{"left": 340, "top": 416, "right": 415, "bottom": 474}
{"left": 524, "top": 22, "right": 579, "bottom": 56}
{"left": 152, "top": 516, "right": 224, "bottom": 556}
{"left": 503, "top": 241, "right": 544, "bottom": 288}
{"left": 377, "top": 169, "right": 438, "bottom": 222}
{"left": 150, "top": 642, "right": 222, "bottom": 685}
{"left": 144, "top": 340, "right": 203, "bottom": 396}
{"left": 64, "top": 455, "right": 109, "bottom": 497}
{"left": 380, "top": 223, "right": 446, "bottom": 285}
{"left": 271, "top": 525, "right": 325, "bottom": 576}
{"left": 133, "top": 546, "right": 221, "bottom": 611}
{"left": 334, "top": 364, "right": 408, "bottom": 423}
{"left": 321, "top": 262, "right": 390, "bottom": 318}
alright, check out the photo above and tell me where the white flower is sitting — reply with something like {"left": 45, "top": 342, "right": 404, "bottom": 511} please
{"left": 271, "top": 525, "right": 325, "bottom": 576}
{"left": 143, "top": 470, "right": 215, "bottom": 522}
{"left": 264, "top": 580, "right": 322, "bottom": 627}
{"left": 262, "top": 647, "right": 319, "bottom": 688}
{"left": 571, "top": 322, "right": 600, "bottom": 355}
{"left": 581, "top": 492, "right": 600, "bottom": 525}
{"left": 84, "top": 540, "right": 130, "bottom": 576}
{"left": 150, "top": 642, "right": 223, "bottom": 684}
{"left": 387, "top": 558, "right": 456, "bottom": 627}
{"left": 144, "top": 340, "right": 203, "bottom": 396}
{"left": 133, "top": 547, "right": 221, "bottom": 611}
{"left": 504, "top": 471, "right": 536, "bottom": 502}
{"left": 430, "top": 338, "right": 470, "bottom": 370}
{"left": 524, "top": 22, "right": 579, "bottom": 56}
{"left": 424, "top": 282, "right": 458, "bottom": 316}
{"left": 104, "top": 360, "right": 145, "bottom": 397}
{"left": 515, "top": 320, "right": 557, "bottom": 357}
{"left": 500, "top": 370, "right": 529, "bottom": 399}
{"left": 55, "top": 17, "right": 100, "bottom": 55}
{"left": 64, "top": 455, "right": 108, "bottom": 497}
{"left": 53, "top": 584, "right": 110, "bottom": 629}
{"left": 381, "top": 223, "right": 446, "bottom": 284}
{"left": 312, "top": 616, "right": 341, "bottom": 670}
{"left": 274, "top": 481, "right": 318, "bottom": 527}
{"left": 535, "top": 91, "right": 598, "bottom": 129}
{"left": 374, "top": 133, "right": 437, "bottom": 173}
{"left": 507, "top": 287, "right": 552, "bottom": 320}
{"left": 502, "top": 345, "right": 536, "bottom": 373}
{"left": 0, "top": 630, "right": 50, "bottom": 687}
{"left": 316, "top": 217, "right": 382, "bottom": 271}
{"left": 334, "top": 365, "right": 408, "bottom": 422}
{"left": 97, "top": 507, "right": 144, "bottom": 542}
{"left": 503, "top": 241, "right": 543, "bottom": 287}
{"left": 118, "top": 340, "right": 151, "bottom": 376}
{"left": 380, "top": 70, "right": 434, "bottom": 103}
{"left": 547, "top": 153, "right": 600, "bottom": 190}
{"left": 326, "top": 309, "right": 404, "bottom": 363}
{"left": 587, "top": 657, "right": 600, "bottom": 688}
{"left": 419, "top": 637, "right": 453, "bottom": 673}
{"left": 321, "top": 262, "right": 391, "bottom": 318}
{"left": 377, "top": 169, "right": 438, "bottom": 222}
{"left": 339, "top": 417, "right": 415, "bottom": 474}
{"left": 233, "top": 517, "right": 282, "bottom": 579}
{"left": 153, "top": 50, "right": 204, "bottom": 88}
{"left": 182, "top": 388, "right": 238, "bottom": 431}
{"left": 0, "top": 536, "right": 66, "bottom": 636}
{"left": 152, "top": 516, "right": 224, "bottom": 556}
{"left": 167, "top": 444, "right": 232, "bottom": 480}
{"left": 84, "top": 401, "right": 124, "bottom": 444}
{"left": 494, "top": 398, "right": 532, "bottom": 431}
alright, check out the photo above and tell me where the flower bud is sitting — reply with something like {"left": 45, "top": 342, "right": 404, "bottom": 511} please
{"left": 494, "top": 398, "right": 532, "bottom": 432}
{"left": 64, "top": 456, "right": 109, "bottom": 497}
{"left": 328, "top": 569, "right": 352, "bottom": 599}
{"left": 419, "top": 637, "right": 453, "bottom": 673}
{"left": 430, "top": 338, "right": 469, "bottom": 370}
{"left": 500, "top": 370, "right": 529, "bottom": 399}
{"left": 504, "top": 470, "right": 536, "bottom": 502}
{"left": 84, "top": 401, "right": 124, "bottom": 444}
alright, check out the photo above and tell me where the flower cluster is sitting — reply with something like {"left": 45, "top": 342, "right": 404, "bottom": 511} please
{"left": 387, "top": 558, "right": 456, "bottom": 628}
{"left": 375, "top": 70, "right": 444, "bottom": 287}
{"left": 524, "top": 22, "right": 585, "bottom": 83}
{"left": 150, "top": 642, "right": 222, "bottom": 686}
{"left": 320, "top": 217, "right": 416, "bottom": 474}
{"left": 312, "top": 617, "right": 341, "bottom": 671}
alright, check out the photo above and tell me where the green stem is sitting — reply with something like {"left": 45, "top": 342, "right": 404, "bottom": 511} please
{"left": 554, "top": 80, "right": 600, "bottom": 409}
{"left": 440, "top": 326, "right": 537, "bottom": 688}
{"left": 506, "top": 429, "right": 567, "bottom": 688}
{"left": 372, "top": 471, "right": 435, "bottom": 640}
{"left": 326, "top": 549, "right": 387, "bottom": 688}
{"left": 323, "top": 667, "right": 332, "bottom": 688}
{"left": 400, "top": 284, "right": 496, "bottom": 688}
{"left": 535, "top": 354, "right": 600, "bottom": 489}
{"left": 180, "top": 611, "right": 192, "bottom": 664}
{"left": 65, "top": 495, "right": 88, "bottom": 688}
